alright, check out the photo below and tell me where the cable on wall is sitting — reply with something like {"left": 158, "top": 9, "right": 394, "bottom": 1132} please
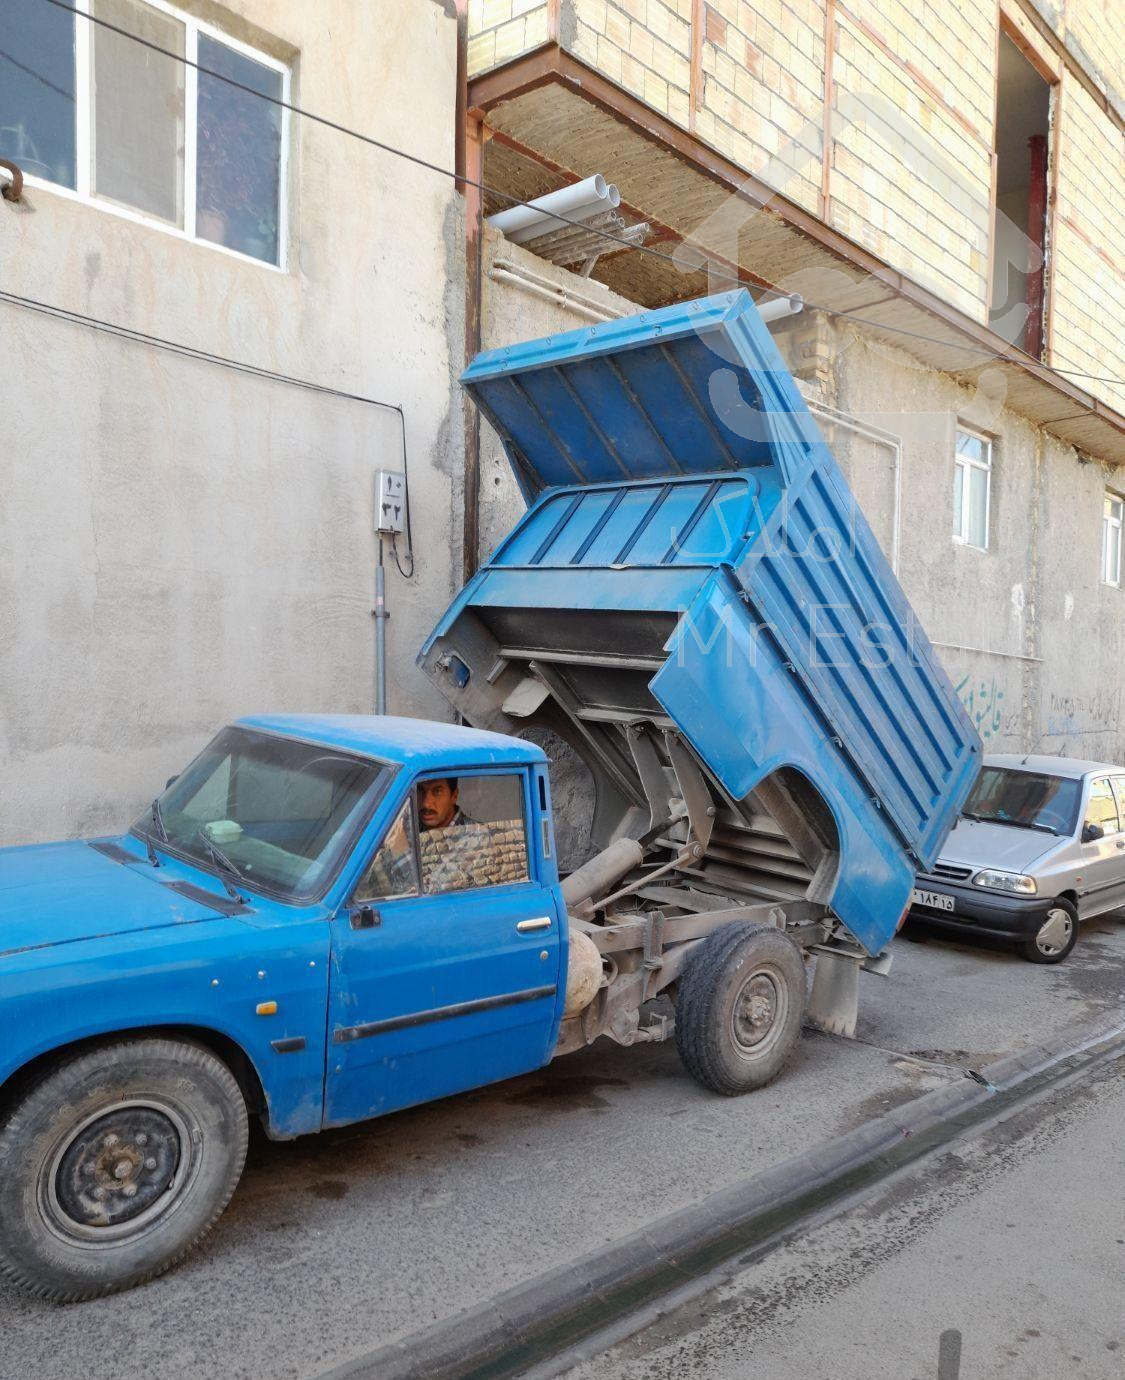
{"left": 31, "top": 0, "right": 1125, "bottom": 391}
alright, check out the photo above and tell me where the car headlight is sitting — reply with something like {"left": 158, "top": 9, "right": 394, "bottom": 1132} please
{"left": 972, "top": 869, "right": 1037, "bottom": 895}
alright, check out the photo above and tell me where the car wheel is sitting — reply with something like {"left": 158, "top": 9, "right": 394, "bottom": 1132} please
{"left": 1018, "top": 899, "right": 1079, "bottom": 965}
{"left": 0, "top": 1038, "right": 248, "bottom": 1301}
{"left": 675, "top": 922, "right": 806, "bottom": 1095}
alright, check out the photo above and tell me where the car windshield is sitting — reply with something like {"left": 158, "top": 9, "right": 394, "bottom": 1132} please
{"left": 962, "top": 766, "right": 1081, "bottom": 836}
{"left": 133, "top": 727, "right": 388, "bottom": 901}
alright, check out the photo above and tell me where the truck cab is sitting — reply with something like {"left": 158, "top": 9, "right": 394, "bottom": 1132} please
{"left": 0, "top": 715, "right": 567, "bottom": 1301}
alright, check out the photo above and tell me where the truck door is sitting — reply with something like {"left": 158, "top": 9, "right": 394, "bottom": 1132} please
{"left": 324, "top": 768, "right": 564, "bottom": 1126}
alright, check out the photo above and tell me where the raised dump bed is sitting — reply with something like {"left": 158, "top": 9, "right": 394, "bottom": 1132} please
{"left": 421, "top": 289, "right": 980, "bottom": 1034}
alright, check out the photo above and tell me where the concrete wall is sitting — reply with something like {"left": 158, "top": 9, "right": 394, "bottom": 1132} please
{"left": 0, "top": 0, "right": 465, "bottom": 844}
{"left": 779, "top": 312, "right": 1125, "bottom": 764}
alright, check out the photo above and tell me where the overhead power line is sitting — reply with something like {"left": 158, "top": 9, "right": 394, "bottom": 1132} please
{"left": 19, "top": 0, "right": 1125, "bottom": 391}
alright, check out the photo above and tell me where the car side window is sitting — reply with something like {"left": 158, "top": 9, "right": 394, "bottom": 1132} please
{"left": 355, "top": 798, "right": 420, "bottom": 901}
{"left": 417, "top": 773, "right": 530, "bottom": 896}
{"left": 1084, "top": 778, "right": 1120, "bottom": 836}
{"left": 1113, "top": 779, "right": 1125, "bottom": 828}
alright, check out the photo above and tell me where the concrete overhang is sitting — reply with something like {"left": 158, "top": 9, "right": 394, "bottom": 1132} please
{"left": 469, "top": 43, "right": 1125, "bottom": 467}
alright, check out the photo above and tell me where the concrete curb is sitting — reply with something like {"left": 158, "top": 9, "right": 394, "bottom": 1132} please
{"left": 320, "top": 1004, "right": 1125, "bottom": 1380}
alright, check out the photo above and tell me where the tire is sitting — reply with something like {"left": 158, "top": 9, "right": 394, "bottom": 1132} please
{"left": 0, "top": 1038, "right": 248, "bottom": 1301}
{"left": 675, "top": 923, "right": 807, "bottom": 1096}
{"left": 1018, "top": 899, "right": 1079, "bottom": 965}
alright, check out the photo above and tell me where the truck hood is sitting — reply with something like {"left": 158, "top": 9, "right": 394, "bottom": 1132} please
{"left": 0, "top": 839, "right": 236, "bottom": 958}
{"left": 935, "top": 818, "right": 1064, "bottom": 874}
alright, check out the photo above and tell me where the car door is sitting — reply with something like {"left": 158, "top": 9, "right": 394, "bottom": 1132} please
{"left": 1075, "top": 776, "right": 1123, "bottom": 919}
{"left": 324, "top": 766, "right": 564, "bottom": 1127}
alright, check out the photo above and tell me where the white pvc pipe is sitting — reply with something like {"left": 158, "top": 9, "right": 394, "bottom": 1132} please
{"left": 758, "top": 293, "right": 804, "bottom": 323}
{"left": 489, "top": 175, "right": 622, "bottom": 243}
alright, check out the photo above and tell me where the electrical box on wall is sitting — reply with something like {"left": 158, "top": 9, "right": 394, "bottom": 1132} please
{"left": 374, "top": 470, "right": 406, "bottom": 534}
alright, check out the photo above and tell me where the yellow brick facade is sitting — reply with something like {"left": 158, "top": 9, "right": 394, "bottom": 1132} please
{"left": 1050, "top": 79, "right": 1125, "bottom": 414}
{"left": 468, "top": 0, "right": 1125, "bottom": 414}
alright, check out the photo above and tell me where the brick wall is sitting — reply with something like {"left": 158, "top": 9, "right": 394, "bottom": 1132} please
{"left": 467, "top": 0, "right": 1124, "bottom": 413}
{"left": 1050, "top": 78, "right": 1125, "bottom": 415}
{"left": 828, "top": 4, "right": 994, "bottom": 319}
{"left": 567, "top": 1, "right": 694, "bottom": 128}
{"left": 466, "top": 0, "right": 550, "bottom": 74}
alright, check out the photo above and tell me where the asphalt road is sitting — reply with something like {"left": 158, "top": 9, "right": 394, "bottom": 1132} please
{"left": 557, "top": 1036, "right": 1125, "bottom": 1380}
{"left": 3, "top": 916, "right": 1124, "bottom": 1380}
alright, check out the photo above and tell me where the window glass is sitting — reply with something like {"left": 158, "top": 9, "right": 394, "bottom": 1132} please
{"left": 0, "top": 0, "right": 77, "bottom": 187}
{"left": 954, "top": 430, "right": 990, "bottom": 550}
{"left": 356, "top": 798, "right": 420, "bottom": 901}
{"left": 134, "top": 726, "right": 385, "bottom": 900}
{"left": 966, "top": 463, "right": 988, "bottom": 548}
{"left": 963, "top": 767, "right": 1080, "bottom": 836}
{"left": 1112, "top": 779, "right": 1125, "bottom": 825}
{"left": 1084, "top": 778, "right": 1120, "bottom": 835}
{"left": 93, "top": 0, "right": 185, "bottom": 223}
{"left": 196, "top": 35, "right": 283, "bottom": 263}
{"left": 1103, "top": 495, "right": 1122, "bottom": 586}
{"left": 417, "top": 774, "right": 530, "bottom": 895}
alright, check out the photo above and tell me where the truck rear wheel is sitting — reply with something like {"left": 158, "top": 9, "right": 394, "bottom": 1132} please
{"left": 675, "top": 923, "right": 806, "bottom": 1095}
{"left": 0, "top": 1038, "right": 248, "bottom": 1301}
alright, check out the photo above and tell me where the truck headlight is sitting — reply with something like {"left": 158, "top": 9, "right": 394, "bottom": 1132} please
{"left": 972, "top": 869, "right": 1037, "bottom": 895}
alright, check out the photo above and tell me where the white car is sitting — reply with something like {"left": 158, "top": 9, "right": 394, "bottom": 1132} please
{"left": 909, "top": 754, "right": 1125, "bottom": 963}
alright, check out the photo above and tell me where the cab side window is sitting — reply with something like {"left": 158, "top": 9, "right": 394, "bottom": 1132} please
{"left": 355, "top": 798, "right": 419, "bottom": 901}
{"left": 1112, "top": 779, "right": 1125, "bottom": 828}
{"left": 418, "top": 773, "right": 530, "bottom": 896}
{"left": 1084, "top": 778, "right": 1120, "bottom": 836}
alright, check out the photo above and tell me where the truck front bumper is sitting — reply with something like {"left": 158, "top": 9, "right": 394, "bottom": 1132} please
{"left": 908, "top": 881, "right": 1053, "bottom": 942}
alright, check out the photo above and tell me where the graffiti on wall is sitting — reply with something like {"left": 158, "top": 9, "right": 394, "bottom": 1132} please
{"left": 955, "top": 673, "right": 1008, "bottom": 741}
{"left": 1045, "top": 688, "right": 1121, "bottom": 741}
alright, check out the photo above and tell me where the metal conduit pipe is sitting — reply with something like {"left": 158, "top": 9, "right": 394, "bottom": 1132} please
{"left": 488, "top": 258, "right": 625, "bottom": 323}
{"left": 805, "top": 397, "right": 903, "bottom": 574}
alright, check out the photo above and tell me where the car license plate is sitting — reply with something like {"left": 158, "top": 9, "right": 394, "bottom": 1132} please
{"left": 912, "top": 888, "right": 955, "bottom": 913}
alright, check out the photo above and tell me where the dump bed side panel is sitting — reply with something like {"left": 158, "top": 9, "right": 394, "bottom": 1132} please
{"left": 738, "top": 431, "right": 980, "bottom": 867}
{"left": 652, "top": 573, "right": 916, "bottom": 954}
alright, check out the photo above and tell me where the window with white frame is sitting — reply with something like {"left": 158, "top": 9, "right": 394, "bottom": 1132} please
{"left": 1102, "top": 493, "right": 1123, "bottom": 587}
{"left": 953, "top": 428, "right": 991, "bottom": 550}
{"left": 0, "top": 0, "right": 288, "bottom": 265}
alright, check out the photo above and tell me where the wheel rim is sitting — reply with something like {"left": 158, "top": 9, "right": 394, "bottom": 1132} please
{"left": 1035, "top": 907, "right": 1074, "bottom": 957}
{"left": 39, "top": 1099, "right": 202, "bottom": 1246}
{"left": 729, "top": 965, "right": 789, "bottom": 1060}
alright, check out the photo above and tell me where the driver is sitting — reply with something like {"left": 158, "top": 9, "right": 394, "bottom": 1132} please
{"left": 417, "top": 777, "right": 468, "bottom": 831}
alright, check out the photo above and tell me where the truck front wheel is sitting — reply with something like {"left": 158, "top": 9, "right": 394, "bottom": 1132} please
{"left": 0, "top": 1037, "right": 248, "bottom": 1301}
{"left": 675, "top": 923, "right": 806, "bottom": 1095}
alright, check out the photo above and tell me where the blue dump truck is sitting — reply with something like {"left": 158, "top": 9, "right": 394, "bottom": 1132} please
{"left": 0, "top": 291, "right": 979, "bottom": 1300}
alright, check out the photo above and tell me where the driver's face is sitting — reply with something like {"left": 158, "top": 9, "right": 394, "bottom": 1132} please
{"left": 417, "top": 779, "right": 458, "bottom": 830}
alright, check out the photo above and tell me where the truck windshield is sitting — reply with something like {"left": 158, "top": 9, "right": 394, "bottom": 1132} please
{"left": 962, "top": 767, "right": 1080, "bottom": 837}
{"left": 132, "top": 727, "right": 388, "bottom": 901}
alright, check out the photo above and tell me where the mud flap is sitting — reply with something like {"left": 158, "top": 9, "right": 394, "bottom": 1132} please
{"left": 807, "top": 948, "right": 862, "bottom": 1039}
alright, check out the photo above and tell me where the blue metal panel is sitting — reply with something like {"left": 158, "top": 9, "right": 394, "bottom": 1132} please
{"left": 651, "top": 573, "right": 916, "bottom": 954}
{"left": 464, "top": 292, "right": 781, "bottom": 491}
{"left": 428, "top": 289, "right": 982, "bottom": 952}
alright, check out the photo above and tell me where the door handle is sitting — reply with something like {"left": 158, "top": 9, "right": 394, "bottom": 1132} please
{"left": 516, "top": 916, "right": 552, "bottom": 933}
